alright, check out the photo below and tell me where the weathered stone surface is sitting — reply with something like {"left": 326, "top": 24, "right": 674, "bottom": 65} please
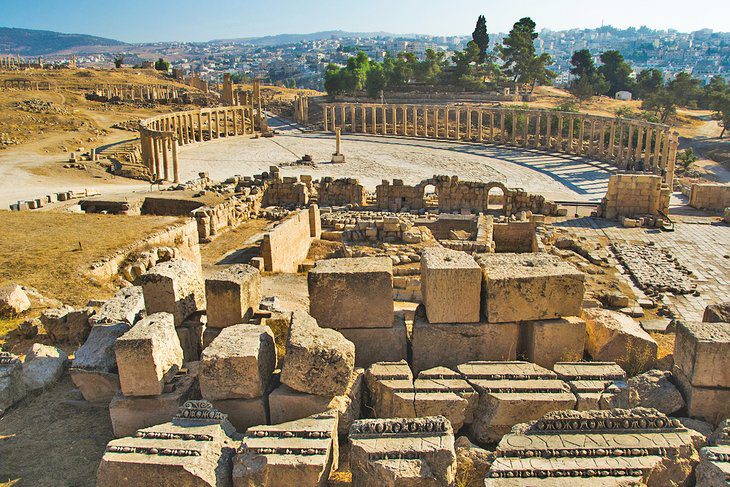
{"left": 628, "top": 369, "right": 685, "bottom": 414}
{"left": 211, "top": 397, "right": 268, "bottom": 433}
{"left": 115, "top": 312, "right": 184, "bottom": 397}
{"left": 308, "top": 257, "right": 394, "bottom": 329}
{"left": 205, "top": 264, "right": 261, "bottom": 328}
{"left": 64, "top": 307, "right": 95, "bottom": 344}
{"left": 486, "top": 408, "right": 698, "bottom": 487}
{"left": 702, "top": 302, "right": 730, "bottom": 323}
{"left": 269, "top": 369, "right": 363, "bottom": 436}
{"left": 0, "top": 350, "right": 26, "bottom": 414}
{"left": 677, "top": 417, "right": 714, "bottom": 451}
{"left": 21, "top": 343, "right": 67, "bottom": 391}
{"left": 70, "top": 322, "right": 131, "bottom": 403}
{"left": 454, "top": 436, "right": 495, "bottom": 487}
{"left": 364, "top": 360, "right": 416, "bottom": 417}
{"left": 140, "top": 259, "right": 205, "bottom": 326}
{"left": 583, "top": 308, "right": 657, "bottom": 373}
{"left": 553, "top": 361, "right": 627, "bottom": 411}
{"left": 339, "top": 315, "right": 408, "bottom": 368}
{"left": 89, "top": 286, "right": 145, "bottom": 326}
{"left": 420, "top": 247, "right": 481, "bottom": 323}
{"left": 233, "top": 411, "right": 338, "bottom": 487}
{"left": 0, "top": 284, "right": 30, "bottom": 316}
{"left": 98, "top": 400, "right": 236, "bottom": 487}
{"left": 457, "top": 361, "right": 576, "bottom": 443}
{"left": 673, "top": 365, "right": 730, "bottom": 425}
{"left": 673, "top": 321, "right": 730, "bottom": 388}
{"left": 109, "top": 363, "right": 199, "bottom": 437}
{"left": 525, "top": 316, "right": 586, "bottom": 369}
{"left": 200, "top": 324, "right": 276, "bottom": 401}
{"left": 696, "top": 445, "right": 730, "bottom": 487}
{"left": 40, "top": 305, "right": 73, "bottom": 342}
{"left": 475, "top": 253, "right": 585, "bottom": 323}
{"left": 177, "top": 311, "right": 206, "bottom": 362}
{"left": 411, "top": 305, "right": 519, "bottom": 374}
{"left": 349, "top": 416, "right": 457, "bottom": 487}
{"left": 280, "top": 311, "right": 355, "bottom": 397}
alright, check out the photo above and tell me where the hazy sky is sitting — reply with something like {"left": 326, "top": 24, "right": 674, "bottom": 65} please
{"left": 3, "top": 0, "right": 729, "bottom": 43}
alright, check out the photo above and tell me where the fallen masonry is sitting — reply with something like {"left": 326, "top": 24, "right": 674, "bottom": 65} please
{"left": 553, "top": 361, "right": 628, "bottom": 411}
{"left": 349, "top": 416, "right": 457, "bottom": 487}
{"left": 612, "top": 243, "right": 696, "bottom": 296}
{"left": 486, "top": 408, "right": 699, "bottom": 486}
{"left": 98, "top": 400, "right": 237, "bottom": 487}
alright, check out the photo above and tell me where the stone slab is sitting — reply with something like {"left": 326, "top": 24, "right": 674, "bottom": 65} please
{"left": 673, "top": 365, "right": 730, "bottom": 425}
{"left": 212, "top": 397, "right": 268, "bottom": 434}
{"left": 673, "top": 321, "right": 730, "bottom": 388}
{"left": 205, "top": 264, "right": 261, "bottom": 328}
{"left": 525, "top": 317, "right": 586, "bottom": 369}
{"left": 338, "top": 315, "right": 408, "bottom": 368}
{"left": 308, "top": 257, "right": 394, "bottom": 329}
{"left": 140, "top": 259, "right": 205, "bottom": 326}
{"left": 475, "top": 253, "right": 585, "bottom": 324}
{"left": 420, "top": 247, "right": 481, "bottom": 323}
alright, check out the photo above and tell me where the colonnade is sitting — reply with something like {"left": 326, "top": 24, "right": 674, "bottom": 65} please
{"left": 139, "top": 105, "right": 256, "bottom": 182}
{"left": 95, "top": 84, "right": 181, "bottom": 101}
{"left": 322, "top": 103, "right": 679, "bottom": 183}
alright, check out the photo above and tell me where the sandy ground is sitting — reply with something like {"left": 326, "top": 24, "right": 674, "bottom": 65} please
{"left": 178, "top": 118, "right": 615, "bottom": 202}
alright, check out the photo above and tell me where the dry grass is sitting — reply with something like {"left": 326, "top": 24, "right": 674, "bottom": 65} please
{"left": 199, "top": 218, "right": 271, "bottom": 272}
{"left": 0, "top": 210, "right": 183, "bottom": 307}
{"left": 0, "top": 375, "right": 113, "bottom": 487}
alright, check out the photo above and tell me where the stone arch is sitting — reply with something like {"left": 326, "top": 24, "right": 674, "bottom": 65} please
{"left": 486, "top": 182, "right": 510, "bottom": 215}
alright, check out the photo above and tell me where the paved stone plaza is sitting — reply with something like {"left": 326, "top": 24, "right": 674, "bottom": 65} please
{"left": 178, "top": 119, "right": 613, "bottom": 202}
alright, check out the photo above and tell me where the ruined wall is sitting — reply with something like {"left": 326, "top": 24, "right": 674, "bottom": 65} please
{"left": 260, "top": 208, "right": 315, "bottom": 273}
{"left": 88, "top": 220, "right": 200, "bottom": 280}
{"left": 193, "top": 194, "right": 262, "bottom": 243}
{"left": 598, "top": 173, "right": 670, "bottom": 220}
{"left": 492, "top": 221, "right": 538, "bottom": 253}
{"left": 262, "top": 175, "right": 314, "bottom": 207}
{"left": 376, "top": 179, "right": 427, "bottom": 211}
{"left": 141, "top": 198, "right": 206, "bottom": 216}
{"left": 689, "top": 183, "right": 730, "bottom": 212}
{"left": 318, "top": 177, "right": 367, "bottom": 207}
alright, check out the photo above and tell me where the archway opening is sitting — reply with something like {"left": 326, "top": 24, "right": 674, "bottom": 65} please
{"left": 487, "top": 186, "right": 506, "bottom": 215}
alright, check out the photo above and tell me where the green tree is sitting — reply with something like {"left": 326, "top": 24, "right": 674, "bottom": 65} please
{"left": 154, "top": 58, "right": 170, "bottom": 72}
{"left": 452, "top": 41, "right": 484, "bottom": 89}
{"left": 642, "top": 72, "right": 701, "bottom": 123}
{"left": 113, "top": 54, "right": 125, "bottom": 69}
{"left": 365, "top": 63, "right": 387, "bottom": 99}
{"left": 634, "top": 69, "right": 663, "bottom": 99}
{"left": 568, "top": 49, "right": 608, "bottom": 101}
{"left": 598, "top": 50, "right": 634, "bottom": 97}
{"left": 472, "top": 15, "right": 490, "bottom": 64}
{"left": 711, "top": 91, "right": 730, "bottom": 138}
{"left": 499, "top": 17, "right": 555, "bottom": 92}
{"left": 569, "top": 49, "right": 596, "bottom": 79}
{"left": 324, "top": 63, "right": 345, "bottom": 96}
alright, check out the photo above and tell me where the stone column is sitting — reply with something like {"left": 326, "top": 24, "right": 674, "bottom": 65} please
{"left": 634, "top": 126, "right": 644, "bottom": 163}
{"left": 597, "top": 122, "right": 606, "bottom": 157}
{"left": 466, "top": 108, "right": 472, "bottom": 140}
{"left": 556, "top": 115, "right": 564, "bottom": 150}
{"left": 588, "top": 119, "right": 596, "bottom": 155}
{"left": 171, "top": 136, "right": 180, "bottom": 183}
{"left": 330, "top": 106, "right": 336, "bottom": 133}
{"left": 478, "top": 110, "right": 483, "bottom": 142}
{"left": 608, "top": 121, "right": 617, "bottom": 159}
{"left": 644, "top": 127, "right": 653, "bottom": 169}
{"left": 361, "top": 106, "right": 367, "bottom": 134}
{"left": 455, "top": 108, "right": 461, "bottom": 140}
{"left": 390, "top": 105, "right": 396, "bottom": 135}
{"left": 545, "top": 113, "right": 552, "bottom": 149}
{"left": 341, "top": 105, "right": 346, "bottom": 130}
{"left": 567, "top": 116, "right": 575, "bottom": 153}
{"left": 207, "top": 112, "right": 213, "bottom": 140}
{"left": 423, "top": 106, "right": 429, "bottom": 137}
{"left": 666, "top": 132, "right": 678, "bottom": 184}
{"left": 372, "top": 106, "right": 377, "bottom": 135}
{"left": 534, "top": 112, "right": 542, "bottom": 147}
{"left": 152, "top": 137, "right": 161, "bottom": 178}
{"left": 489, "top": 111, "right": 495, "bottom": 143}
{"left": 162, "top": 136, "right": 170, "bottom": 180}
{"left": 511, "top": 110, "right": 518, "bottom": 145}
{"left": 444, "top": 108, "right": 450, "bottom": 139}
{"left": 616, "top": 123, "right": 626, "bottom": 166}
{"left": 323, "top": 105, "right": 329, "bottom": 132}
{"left": 434, "top": 107, "right": 439, "bottom": 138}
{"left": 652, "top": 129, "right": 663, "bottom": 170}
{"left": 625, "top": 124, "right": 635, "bottom": 168}
{"left": 402, "top": 105, "right": 408, "bottom": 135}
{"left": 381, "top": 105, "right": 387, "bottom": 135}
{"left": 577, "top": 117, "right": 586, "bottom": 155}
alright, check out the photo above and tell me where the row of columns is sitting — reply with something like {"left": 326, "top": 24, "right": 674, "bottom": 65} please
{"left": 323, "top": 103, "right": 679, "bottom": 182}
{"left": 294, "top": 95, "right": 309, "bottom": 124}
{"left": 96, "top": 84, "right": 180, "bottom": 101}
{"left": 139, "top": 105, "right": 257, "bottom": 182}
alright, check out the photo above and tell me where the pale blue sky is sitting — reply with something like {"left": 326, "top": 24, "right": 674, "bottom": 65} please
{"left": 3, "top": 0, "right": 729, "bottom": 43}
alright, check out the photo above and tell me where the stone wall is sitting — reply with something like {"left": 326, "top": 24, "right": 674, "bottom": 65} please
{"left": 318, "top": 177, "right": 366, "bottom": 207}
{"left": 492, "top": 221, "right": 538, "bottom": 253}
{"left": 262, "top": 175, "right": 314, "bottom": 208}
{"left": 689, "top": 183, "right": 730, "bottom": 212}
{"left": 193, "top": 194, "right": 262, "bottom": 243}
{"left": 597, "top": 173, "right": 670, "bottom": 220}
{"left": 376, "top": 179, "right": 427, "bottom": 211}
{"left": 260, "top": 206, "right": 319, "bottom": 273}
{"left": 88, "top": 220, "right": 201, "bottom": 281}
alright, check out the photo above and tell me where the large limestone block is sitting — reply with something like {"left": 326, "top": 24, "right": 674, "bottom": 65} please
{"left": 0, "top": 284, "right": 30, "bottom": 316}
{"left": 339, "top": 315, "right": 408, "bottom": 368}
{"left": 280, "top": 311, "right": 355, "bottom": 397}
{"left": 0, "top": 350, "right": 27, "bottom": 414}
{"left": 200, "top": 324, "right": 276, "bottom": 400}
{"left": 70, "top": 322, "right": 130, "bottom": 403}
{"left": 583, "top": 308, "right": 658, "bottom": 373}
{"left": 629, "top": 369, "right": 685, "bottom": 415}
{"left": 365, "top": 360, "right": 415, "bottom": 418}
{"left": 411, "top": 305, "right": 519, "bottom": 374}
{"left": 99, "top": 400, "right": 236, "bottom": 487}
{"left": 525, "top": 316, "right": 586, "bottom": 369}
{"left": 487, "top": 408, "right": 698, "bottom": 487}
{"left": 673, "top": 365, "right": 730, "bottom": 425}
{"left": 703, "top": 302, "right": 730, "bottom": 323}
{"left": 673, "top": 321, "right": 730, "bottom": 388}
{"left": 308, "top": 257, "right": 394, "bottom": 329}
{"left": 21, "top": 343, "right": 68, "bottom": 391}
{"left": 269, "top": 369, "right": 363, "bottom": 436}
{"left": 420, "top": 247, "right": 481, "bottom": 323}
{"left": 233, "top": 411, "right": 338, "bottom": 487}
{"left": 349, "top": 417, "right": 457, "bottom": 487}
{"left": 475, "top": 253, "right": 584, "bottom": 323}
{"left": 696, "top": 445, "right": 730, "bottom": 487}
{"left": 205, "top": 264, "right": 261, "bottom": 328}
{"left": 457, "top": 361, "right": 575, "bottom": 443}
{"left": 109, "top": 363, "right": 199, "bottom": 437}
{"left": 89, "top": 286, "right": 145, "bottom": 326}
{"left": 115, "top": 312, "right": 184, "bottom": 397}
{"left": 140, "top": 259, "right": 205, "bottom": 326}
